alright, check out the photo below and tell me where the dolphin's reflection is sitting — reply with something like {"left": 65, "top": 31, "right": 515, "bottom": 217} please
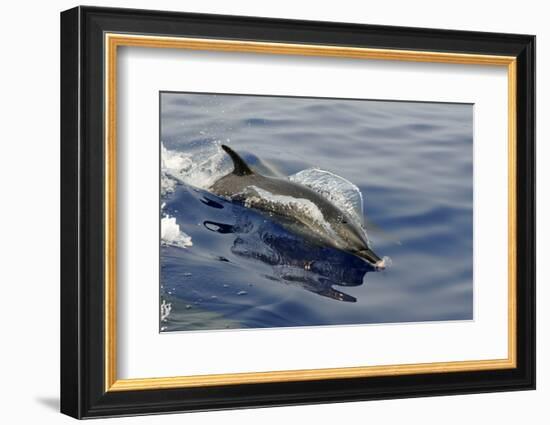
{"left": 203, "top": 208, "right": 374, "bottom": 302}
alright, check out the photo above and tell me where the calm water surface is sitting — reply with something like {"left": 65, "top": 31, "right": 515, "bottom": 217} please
{"left": 160, "top": 92, "right": 473, "bottom": 332}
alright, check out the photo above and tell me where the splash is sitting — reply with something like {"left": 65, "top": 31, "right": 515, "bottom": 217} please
{"left": 381, "top": 256, "right": 393, "bottom": 269}
{"left": 161, "top": 214, "right": 193, "bottom": 248}
{"left": 160, "top": 299, "right": 172, "bottom": 321}
{"left": 161, "top": 141, "right": 231, "bottom": 195}
{"left": 160, "top": 142, "right": 231, "bottom": 249}
{"left": 290, "top": 168, "right": 365, "bottom": 226}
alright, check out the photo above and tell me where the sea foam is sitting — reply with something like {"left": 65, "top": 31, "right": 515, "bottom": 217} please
{"left": 161, "top": 142, "right": 231, "bottom": 194}
{"left": 161, "top": 213, "right": 193, "bottom": 248}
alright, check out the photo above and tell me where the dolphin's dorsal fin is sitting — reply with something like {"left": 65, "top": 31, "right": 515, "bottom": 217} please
{"left": 221, "top": 145, "right": 254, "bottom": 176}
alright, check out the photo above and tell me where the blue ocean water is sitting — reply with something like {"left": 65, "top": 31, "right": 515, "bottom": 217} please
{"left": 160, "top": 92, "right": 473, "bottom": 332}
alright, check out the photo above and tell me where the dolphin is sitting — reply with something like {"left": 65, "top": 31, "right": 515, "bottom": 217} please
{"left": 209, "top": 145, "right": 386, "bottom": 269}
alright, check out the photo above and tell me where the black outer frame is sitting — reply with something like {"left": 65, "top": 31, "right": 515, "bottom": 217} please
{"left": 60, "top": 6, "right": 535, "bottom": 419}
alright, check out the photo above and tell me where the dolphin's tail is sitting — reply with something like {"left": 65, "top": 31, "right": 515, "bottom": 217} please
{"left": 221, "top": 145, "right": 254, "bottom": 176}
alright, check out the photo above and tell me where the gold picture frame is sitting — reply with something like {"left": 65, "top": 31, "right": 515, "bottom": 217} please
{"left": 104, "top": 33, "right": 517, "bottom": 392}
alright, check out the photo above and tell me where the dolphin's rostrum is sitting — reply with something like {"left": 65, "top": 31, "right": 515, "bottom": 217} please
{"left": 209, "top": 145, "right": 386, "bottom": 269}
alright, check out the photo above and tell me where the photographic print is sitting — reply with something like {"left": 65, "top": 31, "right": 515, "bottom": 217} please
{"left": 160, "top": 92, "right": 473, "bottom": 332}
{"left": 159, "top": 92, "right": 474, "bottom": 332}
